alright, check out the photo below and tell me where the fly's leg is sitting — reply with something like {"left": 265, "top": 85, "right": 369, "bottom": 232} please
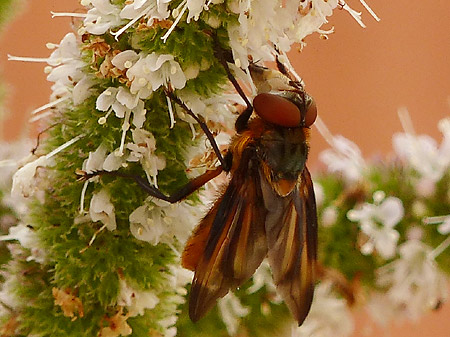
{"left": 165, "top": 89, "right": 230, "bottom": 172}
{"left": 212, "top": 37, "right": 253, "bottom": 133}
{"left": 274, "top": 50, "right": 305, "bottom": 90}
{"left": 79, "top": 165, "right": 223, "bottom": 204}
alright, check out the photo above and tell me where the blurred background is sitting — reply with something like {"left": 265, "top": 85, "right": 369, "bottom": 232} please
{"left": 0, "top": 0, "right": 448, "bottom": 336}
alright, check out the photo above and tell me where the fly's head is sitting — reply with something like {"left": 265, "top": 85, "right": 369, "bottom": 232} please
{"left": 252, "top": 87, "right": 317, "bottom": 197}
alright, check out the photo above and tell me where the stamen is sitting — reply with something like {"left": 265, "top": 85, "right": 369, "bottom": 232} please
{"left": 166, "top": 242, "right": 181, "bottom": 257}
{"left": 359, "top": 0, "right": 380, "bottom": 21}
{"left": 7, "top": 55, "right": 50, "bottom": 63}
{"left": 152, "top": 173, "right": 158, "bottom": 188}
{"left": 429, "top": 235, "right": 450, "bottom": 260}
{"left": 0, "top": 159, "right": 17, "bottom": 168}
{"left": 119, "top": 110, "right": 132, "bottom": 155}
{"left": 80, "top": 224, "right": 108, "bottom": 252}
{"left": 166, "top": 95, "right": 176, "bottom": 129}
{"left": 111, "top": 6, "right": 152, "bottom": 40}
{"left": 398, "top": 107, "right": 416, "bottom": 135}
{"left": 46, "top": 43, "right": 59, "bottom": 49}
{"left": 279, "top": 52, "right": 305, "bottom": 86}
{"left": 98, "top": 109, "right": 113, "bottom": 125}
{"left": 423, "top": 215, "right": 449, "bottom": 225}
{"left": 161, "top": 2, "right": 188, "bottom": 43}
{"left": 79, "top": 180, "right": 89, "bottom": 214}
{"left": 89, "top": 224, "right": 107, "bottom": 246}
{"left": 29, "top": 111, "right": 54, "bottom": 123}
{"left": 244, "top": 68, "right": 257, "bottom": 96}
{"left": 339, "top": 1, "right": 366, "bottom": 28}
{"left": 30, "top": 97, "right": 68, "bottom": 115}
{"left": 46, "top": 134, "right": 84, "bottom": 159}
{"left": 51, "top": 11, "right": 88, "bottom": 18}
{"left": 314, "top": 116, "right": 335, "bottom": 147}
{"left": 189, "top": 122, "right": 197, "bottom": 141}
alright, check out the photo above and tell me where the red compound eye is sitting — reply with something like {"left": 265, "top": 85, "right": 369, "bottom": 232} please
{"left": 253, "top": 93, "right": 301, "bottom": 127}
{"left": 304, "top": 98, "right": 317, "bottom": 127}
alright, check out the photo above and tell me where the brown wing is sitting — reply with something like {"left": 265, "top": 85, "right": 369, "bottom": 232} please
{"left": 263, "top": 167, "right": 317, "bottom": 326}
{"left": 182, "top": 149, "right": 267, "bottom": 322}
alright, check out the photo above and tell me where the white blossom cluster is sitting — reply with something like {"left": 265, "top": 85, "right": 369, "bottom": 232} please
{"left": 3, "top": 0, "right": 398, "bottom": 335}
{"left": 293, "top": 282, "right": 354, "bottom": 337}
{"left": 368, "top": 240, "right": 448, "bottom": 325}
{"left": 316, "top": 115, "right": 450, "bottom": 331}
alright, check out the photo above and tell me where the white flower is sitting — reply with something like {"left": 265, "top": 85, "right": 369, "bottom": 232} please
{"left": 41, "top": 33, "right": 94, "bottom": 105}
{"left": 292, "top": 282, "right": 354, "bottom": 337}
{"left": 111, "top": 50, "right": 140, "bottom": 71}
{"left": 0, "top": 223, "right": 46, "bottom": 263}
{"left": 167, "top": 264, "right": 193, "bottom": 292}
{"left": 347, "top": 194, "right": 404, "bottom": 259}
{"left": 82, "top": 144, "right": 126, "bottom": 177}
{"left": 0, "top": 140, "right": 33, "bottom": 215}
{"left": 321, "top": 206, "right": 338, "bottom": 227}
{"left": 89, "top": 189, "right": 116, "bottom": 231}
{"left": 103, "top": 151, "right": 126, "bottom": 172}
{"left": 158, "top": 314, "right": 178, "bottom": 337}
{"left": 117, "top": 278, "right": 160, "bottom": 317}
{"left": 226, "top": 0, "right": 340, "bottom": 69}
{"left": 217, "top": 293, "right": 250, "bottom": 336}
{"left": 247, "top": 260, "right": 277, "bottom": 295}
{"left": 366, "top": 292, "right": 397, "bottom": 327}
{"left": 373, "top": 240, "right": 448, "bottom": 322}
{"left": 0, "top": 275, "right": 22, "bottom": 312}
{"left": 96, "top": 86, "right": 144, "bottom": 122}
{"left": 186, "top": 0, "right": 209, "bottom": 22}
{"left": 126, "top": 129, "right": 166, "bottom": 186}
{"left": 129, "top": 205, "right": 164, "bottom": 245}
{"left": 72, "top": 76, "right": 95, "bottom": 105}
{"left": 393, "top": 117, "right": 450, "bottom": 182}
{"left": 294, "top": 0, "right": 338, "bottom": 43}
{"left": 96, "top": 86, "right": 147, "bottom": 154}
{"left": 46, "top": 33, "right": 85, "bottom": 87}
{"left": 176, "top": 90, "right": 239, "bottom": 127}
{"left": 129, "top": 199, "right": 198, "bottom": 245}
{"left": 120, "top": 0, "right": 171, "bottom": 26}
{"left": 83, "top": 144, "right": 108, "bottom": 174}
{"left": 11, "top": 156, "right": 49, "bottom": 198}
{"left": 126, "top": 53, "right": 186, "bottom": 97}
{"left": 319, "top": 135, "right": 366, "bottom": 183}
{"left": 84, "top": 0, "right": 123, "bottom": 35}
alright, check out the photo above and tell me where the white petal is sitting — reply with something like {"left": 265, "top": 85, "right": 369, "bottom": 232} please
{"left": 111, "top": 50, "right": 139, "bottom": 70}
{"left": 11, "top": 156, "right": 49, "bottom": 198}
{"left": 377, "top": 197, "right": 404, "bottom": 228}
{"left": 84, "top": 144, "right": 108, "bottom": 173}
{"left": 132, "top": 100, "right": 146, "bottom": 128}
{"left": 168, "top": 61, "right": 187, "bottom": 89}
{"left": 116, "top": 86, "right": 138, "bottom": 109}
{"left": 72, "top": 76, "right": 94, "bottom": 105}
{"left": 90, "top": 189, "right": 116, "bottom": 231}
{"left": 103, "top": 152, "right": 125, "bottom": 171}
{"left": 150, "top": 54, "right": 174, "bottom": 71}
{"left": 112, "top": 100, "right": 128, "bottom": 118}
{"left": 96, "top": 87, "right": 118, "bottom": 111}
{"left": 375, "top": 228, "right": 399, "bottom": 259}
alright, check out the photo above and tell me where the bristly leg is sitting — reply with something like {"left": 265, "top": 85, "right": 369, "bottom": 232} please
{"left": 212, "top": 36, "right": 254, "bottom": 133}
{"left": 78, "top": 166, "right": 223, "bottom": 203}
{"left": 164, "top": 89, "right": 231, "bottom": 171}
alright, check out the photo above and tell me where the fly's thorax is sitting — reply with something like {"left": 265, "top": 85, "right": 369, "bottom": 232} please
{"left": 257, "top": 125, "right": 309, "bottom": 197}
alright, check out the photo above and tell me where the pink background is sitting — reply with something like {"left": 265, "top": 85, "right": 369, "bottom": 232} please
{"left": 1, "top": 1, "right": 449, "bottom": 336}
